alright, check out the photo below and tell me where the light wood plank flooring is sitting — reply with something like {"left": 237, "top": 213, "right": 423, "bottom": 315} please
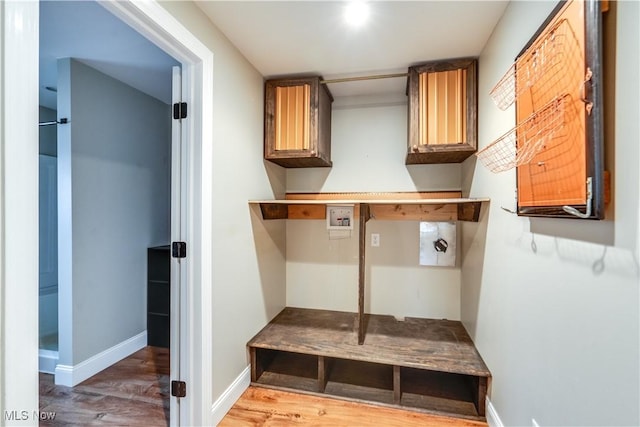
{"left": 39, "top": 346, "right": 169, "bottom": 426}
{"left": 221, "top": 386, "right": 488, "bottom": 427}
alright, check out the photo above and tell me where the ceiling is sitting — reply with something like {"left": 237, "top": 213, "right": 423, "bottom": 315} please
{"left": 39, "top": 1, "right": 509, "bottom": 111}
{"left": 197, "top": 1, "right": 509, "bottom": 98}
{"left": 39, "top": 0, "right": 178, "bottom": 110}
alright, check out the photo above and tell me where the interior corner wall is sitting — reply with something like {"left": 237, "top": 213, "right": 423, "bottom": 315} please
{"left": 286, "top": 99, "right": 462, "bottom": 321}
{"left": 157, "top": 1, "right": 287, "bottom": 403}
{"left": 56, "top": 58, "right": 171, "bottom": 366}
{"left": 461, "top": 1, "right": 640, "bottom": 426}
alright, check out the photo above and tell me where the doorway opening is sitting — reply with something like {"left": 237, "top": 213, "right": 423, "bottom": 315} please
{"left": 33, "top": 2, "right": 214, "bottom": 424}
{"left": 2, "top": 0, "right": 213, "bottom": 424}
{"left": 38, "top": 0, "right": 178, "bottom": 423}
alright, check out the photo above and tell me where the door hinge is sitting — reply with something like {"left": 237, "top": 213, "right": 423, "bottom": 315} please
{"left": 173, "top": 102, "right": 187, "bottom": 120}
{"left": 171, "top": 380, "right": 186, "bottom": 398}
{"left": 172, "top": 241, "right": 187, "bottom": 258}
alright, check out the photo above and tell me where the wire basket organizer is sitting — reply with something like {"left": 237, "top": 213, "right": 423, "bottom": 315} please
{"left": 476, "top": 94, "right": 574, "bottom": 173}
{"left": 489, "top": 18, "right": 582, "bottom": 111}
{"left": 478, "top": 14, "right": 585, "bottom": 173}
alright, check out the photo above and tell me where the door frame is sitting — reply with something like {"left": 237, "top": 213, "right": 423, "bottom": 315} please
{"left": 0, "top": 1, "right": 214, "bottom": 425}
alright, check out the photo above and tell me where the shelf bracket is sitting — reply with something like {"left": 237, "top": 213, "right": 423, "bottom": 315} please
{"left": 259, "top": 203, "right": 288, "bottom": 220}
{"left": 457, "top": 201, "right": 482, "bottom": 221}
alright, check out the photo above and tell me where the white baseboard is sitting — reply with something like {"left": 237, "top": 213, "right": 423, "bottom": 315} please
{"left": 55, "top": 331, "right": 147, "bottom": 387}
{"left": 486, "top": 397, "right": 505, "bottom": 427}
{"left": 39, "top": 349, "right": 59, "bottom": 374}
{"left": 210, "top": 365, "right": 250, "bottom": 425}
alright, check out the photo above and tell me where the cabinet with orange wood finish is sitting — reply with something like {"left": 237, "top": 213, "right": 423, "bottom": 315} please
{"left": 406, "top": 58, "right": 478, "bottom": 164}
{"left": 264, "top": 76, "right": 333, "bottom": 168}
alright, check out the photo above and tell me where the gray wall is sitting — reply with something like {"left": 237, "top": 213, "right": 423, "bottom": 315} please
{"left": 461, "top": 1, "right": 640, "bottom": 426}
{"left": 57, "top": 58, "right": 171, "bottom": 365}
{"left": 286, "top": 100, "right": 463, "bottom": 321}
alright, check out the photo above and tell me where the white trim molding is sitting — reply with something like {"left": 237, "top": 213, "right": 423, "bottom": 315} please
{"left": 1, "top": 0, "right": 40, "bottom": 420}
{"left": 54, "top": 331, "right": 147, "bottom": 387}
{"left": 486, "top": 397, "right": 505, "bottom": 427}
{"left": 211, "top": 366, "right": 251, "bottom": 425}
{"left": 38, "top": 349, "right": 59, "bottom": 375}
{"left": 96, "top": 2, "right": 214, "bottom": 425}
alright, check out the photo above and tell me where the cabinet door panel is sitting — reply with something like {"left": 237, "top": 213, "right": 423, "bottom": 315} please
{"left": 517, "top": 0, "right": 588, "bottom": 208}
{"left": 275, "top": 84, "right": 310, "bottom": 151}
{"left": 406, "top": 58, "right": 477, "bottom": 164}
{"left": 265, "top": 76, "right": 333, "bottom": 168}
{"left": 514, "top": 0, "right": 605, "bottom": 219}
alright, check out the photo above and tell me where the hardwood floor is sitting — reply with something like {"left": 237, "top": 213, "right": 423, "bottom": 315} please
{"left": 39, "top": 346, "right": 169, "bottom": 426}
{"left": 39, "top": 347, "right": 487, "bottom": 426}
{"left": 220, "top": 386, "right": 488, "bottom": 427}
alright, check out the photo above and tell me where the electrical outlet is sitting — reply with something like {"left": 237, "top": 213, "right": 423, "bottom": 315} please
{"left": 371, "top": 233, "right": 380, "bottom": 247}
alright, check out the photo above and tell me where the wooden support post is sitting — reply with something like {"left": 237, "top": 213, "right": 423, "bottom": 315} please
{"left": 250, "top": 347, "right": 260, "bottom": 382}
{"left": 357, "top": 203, "right": 371, "bottom": 345}
{"left": 478, "top": 376, "right": 488, "bottom": 417}
{"left": 318, "top": 356, "right": 329, "bottom": 393}
{"left": 393, "top": 365, "right": 401, "bottom": 405}
{"left": 471, "top": 376, "right": 489, "bottom": 417}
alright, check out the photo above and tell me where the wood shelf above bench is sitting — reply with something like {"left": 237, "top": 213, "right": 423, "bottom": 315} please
{"left": 248, "top": 307, "right": 491, "bottom": 421}
{"left": 250, "top": 192, "right": 489, "bottom": 222}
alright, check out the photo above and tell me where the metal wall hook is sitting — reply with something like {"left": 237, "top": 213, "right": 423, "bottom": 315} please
{"left": 579, "top": 67, "right": 593, "bottom": 115}
{"left": 501, "top": 206, "right": 517, "bottom": 214}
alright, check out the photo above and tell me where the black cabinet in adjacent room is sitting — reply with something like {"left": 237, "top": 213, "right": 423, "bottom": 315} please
{"left": 147, "top": 245, "right": 170, "bottom": 348}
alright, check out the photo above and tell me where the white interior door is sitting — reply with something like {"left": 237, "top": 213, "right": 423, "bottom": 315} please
{"left": 170, "top": 65, "right": 189, "bottom": 427}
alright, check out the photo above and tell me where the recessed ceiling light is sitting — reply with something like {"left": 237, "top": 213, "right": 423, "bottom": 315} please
{"left": 344, "top": 1, "right": 369, "bottom": 28}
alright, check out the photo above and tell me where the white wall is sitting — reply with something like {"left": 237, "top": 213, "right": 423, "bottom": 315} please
{"left": 57, "top": 58, "right": 171, "bottom": 366}
{"left": 461, "top": 1, "right": 640, "bottom": 426}
{"left": 286, "top": 99, "right": 462, "bottom": 320}
{"left": 158, "top": 1, "right": 287, "bottom": 402}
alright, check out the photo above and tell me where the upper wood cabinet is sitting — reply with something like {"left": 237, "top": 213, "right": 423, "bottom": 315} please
{"left": 406, "top": 58, "right": 478, "bottom": 164}
{"left": 264, "top": 76, "right": 333, "bottom": 168}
